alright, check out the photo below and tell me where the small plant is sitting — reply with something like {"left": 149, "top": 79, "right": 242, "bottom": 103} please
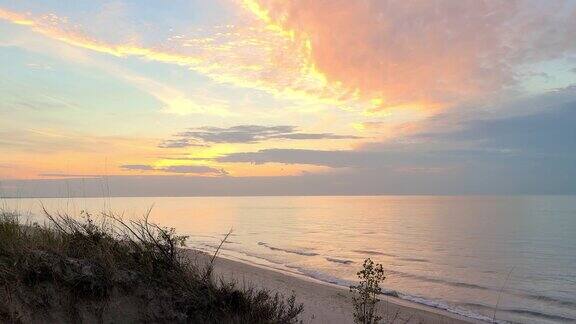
{"left": 350, "top": 258, "right": 386, "bottom": 324}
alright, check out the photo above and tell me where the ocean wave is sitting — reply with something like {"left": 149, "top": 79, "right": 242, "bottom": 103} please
{"left": 502, "top": 309, "right": 575, "bottom": 322}
{"left": 257, "top": 242, "right": 319, "bottom": 256}
{"left": 199, "top": 243, "right": 227, "bottom": 250}
{"left": 384, "top": 268, "right": 492, "bottom": 291}
{"left": 381, "top": 289, "right": 400, "bottom": 298}
{"left": 352, "top": 250, "right": 397, "bottom": 257}
{"left": 461, "top": 302, "right": 576, "bottom": 322}
{"left": 190, "top": 234, "right": 217, "bottom": 238}
{"left": 387, "top": 268, "right": 576, "bottom": 309}
{"left": 398, "top": 257, "right": 429, "bottom": 263}
{"left": 460, "top": 285, "right": 576, "bottom": 309}
{"left": 399, "top": 294, "right": 503, "bottom": 323}
{"left": 353, "top": 250, "right": 429, "bottom": 263}
{"left": 520, "top": 292, "right": 576, "bottom": 308}
{"left": 325, "top": 257, "right": 354, "bottom": 265}
{"left": 285, "top": 264, "right": 355, "bottom": 286}
{"left": 194, "top": 244, "right": 286, "bottom": 266}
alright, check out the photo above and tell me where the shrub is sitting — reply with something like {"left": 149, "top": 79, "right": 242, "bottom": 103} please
{"left": 0, "top": 209, "right": 303, "bottom": 323}
{"left": 350, "top": 258, "right": 386, "bottom": 324}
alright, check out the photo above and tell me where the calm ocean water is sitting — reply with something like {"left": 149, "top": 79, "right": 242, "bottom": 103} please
{"left": 4, "top": 196, "right": 575, "bottom": 323}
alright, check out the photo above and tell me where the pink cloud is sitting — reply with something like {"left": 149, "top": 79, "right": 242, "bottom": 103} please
{"left": 254, "top": 0, "right": 576, "bottom": 109}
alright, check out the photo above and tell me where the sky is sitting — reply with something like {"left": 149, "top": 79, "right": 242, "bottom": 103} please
{"left": 0, "top": 0, "right": 575, "bottom": 197}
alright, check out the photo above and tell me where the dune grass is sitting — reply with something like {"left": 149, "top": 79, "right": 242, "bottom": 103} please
{"left": 0, "top": 209, "right": 303, "bottom": 323}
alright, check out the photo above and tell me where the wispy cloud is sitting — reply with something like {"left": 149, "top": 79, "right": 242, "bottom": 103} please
{"left": 0, "top": 6, "right": 351, "bottom": 111}
{"left": 217, "top": 148, "right": 381, "bottom": 168}
{"left": 26, "top": 62, "right": 53, "bottom": 70}
{"left": 38, "top": 173, "right": 102, "bottom": 179}
{"left": 159, "top": 125, "right": 360, "bottom": 148}
{"left": 163, "top": 165, "right": 228, "bottom": 175}
{"left": 121, "top": 164, "right": 227, "bottom": 176}
{"left": 158, "top": 139, "right": 208, "bottom": 149}
{"left": 120, "top": 164, "right": 156, "bottom": 171}
{"left": 121, "top": 74, "right": 232, "bottom": 116}
{"left": 0, "top": 9, "right": 233, "bottom": 118}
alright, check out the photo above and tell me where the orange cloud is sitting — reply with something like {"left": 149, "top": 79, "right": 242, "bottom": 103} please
{"left": 0, "top": 8, "right": 34, "bottom": 26}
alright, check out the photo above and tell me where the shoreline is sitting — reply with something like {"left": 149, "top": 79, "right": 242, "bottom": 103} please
{"left": 187, "top": 249, "right": 487, "bottom": 324}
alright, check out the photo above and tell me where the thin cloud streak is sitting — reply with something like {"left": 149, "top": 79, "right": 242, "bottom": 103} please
{"left": 0, "top": 7, "right": 358, "bottom": 111}
{"left": 159, "top": 125, "right": 361, "bottom": 148}
{"left": 121, "top": 164, "right": 227, "bottom": 176}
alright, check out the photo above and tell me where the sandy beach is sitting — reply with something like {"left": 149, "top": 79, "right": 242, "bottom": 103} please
{"left": 188, "top": 250, "right": 485, "bottom": 324}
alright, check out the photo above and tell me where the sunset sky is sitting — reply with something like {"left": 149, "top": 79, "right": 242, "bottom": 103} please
{"left": 1, "top": 0, "right": 575, "bottom": 196}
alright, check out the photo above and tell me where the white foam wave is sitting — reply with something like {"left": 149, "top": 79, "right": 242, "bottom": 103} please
{"left": 257, "top": 242, "right": 319, "bottom": 256}
{"left": 285, "top": 264, "right": 355, "bottom": 287}
{"left": 325, "top": 257, "right": 354, "bottom": 265}
{"left": 399, "top": 294, "right": 504, "bottom": 323}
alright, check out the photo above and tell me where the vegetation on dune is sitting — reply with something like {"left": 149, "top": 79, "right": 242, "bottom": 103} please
{"left": 350, "top": 258, "right": 386, "bottom": 324}
{"left": 350, "top": 259, "right": 412, "bottom": 324}
{"left": 0, "top": 206, "right": 421, "bottom": 324}
{"left": 0, "top": 209, "right": 303, "bottom": 323}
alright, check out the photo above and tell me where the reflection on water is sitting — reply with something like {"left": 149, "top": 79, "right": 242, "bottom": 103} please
{"left": 4, "top": 196, "right": 576, "bottom": 323}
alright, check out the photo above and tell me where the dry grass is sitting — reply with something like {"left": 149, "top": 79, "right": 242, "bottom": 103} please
{"left": 0, "top": 208, "right": 303, "bottom": 323}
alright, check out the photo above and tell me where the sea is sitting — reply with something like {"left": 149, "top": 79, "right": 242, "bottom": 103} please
{"left": 3, "top": 196, "right": 575, "bottom": 323}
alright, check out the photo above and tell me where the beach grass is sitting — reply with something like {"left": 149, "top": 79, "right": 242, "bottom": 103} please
{"left": 0, "top": 209, "right": 303, "bottom": 323}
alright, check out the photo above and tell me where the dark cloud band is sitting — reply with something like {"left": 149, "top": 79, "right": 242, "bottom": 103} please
{"left": 158, "top": 125, "right": 360, "bottom": 148}
{"left": 121, "top": 164, "right": 227, "bottom": 176}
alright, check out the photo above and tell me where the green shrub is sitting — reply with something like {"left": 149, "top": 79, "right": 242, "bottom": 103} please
{"left": 350, "top": 258, "right": 386, "bottom": 324}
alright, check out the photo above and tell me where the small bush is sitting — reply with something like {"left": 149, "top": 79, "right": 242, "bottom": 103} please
{"left": 350, "top": 258, "right": 386, "bottom": 324}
